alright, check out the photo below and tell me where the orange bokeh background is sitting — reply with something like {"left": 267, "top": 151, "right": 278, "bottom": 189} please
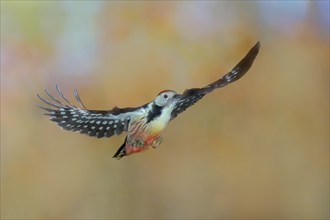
{"left": 1, "top": 1, "right": 329, "bottom": 219}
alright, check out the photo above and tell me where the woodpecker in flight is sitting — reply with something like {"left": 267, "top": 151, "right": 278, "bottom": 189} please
{"left": 37, "top": 42, "right": 260, "bottom": 159}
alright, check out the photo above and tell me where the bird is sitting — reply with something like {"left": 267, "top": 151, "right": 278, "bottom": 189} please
{"left": 37, "top": 42, "right": 260, "bottom": 160}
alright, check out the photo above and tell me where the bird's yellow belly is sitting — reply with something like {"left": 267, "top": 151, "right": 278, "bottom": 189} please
{"left": 148, "top": 109, "right": 171, "bottom": 134}
{"left": 148, "top": 120, "right": 168, "bottom": 134}
{"left": 125, "top": 111, "right": 171, "bottom": 155}
{"left": 125, "top": 126, "right": 162, "bottom": 155}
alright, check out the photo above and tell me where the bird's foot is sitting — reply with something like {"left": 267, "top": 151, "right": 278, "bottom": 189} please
{"left": 152, "top": 136, "right": 162, "bottom": 149}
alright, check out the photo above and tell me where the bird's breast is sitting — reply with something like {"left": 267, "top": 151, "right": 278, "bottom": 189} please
{"left": 148, "top": 105, "right": 172, "bottom": 133}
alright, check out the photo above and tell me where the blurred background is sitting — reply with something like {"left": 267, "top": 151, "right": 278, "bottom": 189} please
{"left": 1, "top": 1, "right": 329, "bottom": 219}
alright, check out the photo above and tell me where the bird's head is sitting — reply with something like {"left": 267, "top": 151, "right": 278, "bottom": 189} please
{"left": 154, "top": 90, "right": 178, "bottom": 107}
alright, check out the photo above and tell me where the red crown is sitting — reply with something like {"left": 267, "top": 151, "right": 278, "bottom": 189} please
{"left": 158, "top": 90, "right": 175, "bottom": 95}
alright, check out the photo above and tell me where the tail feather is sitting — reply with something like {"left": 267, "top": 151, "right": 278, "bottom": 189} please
{"left": 113, "top": 137, "right": 127, "bottom": 160}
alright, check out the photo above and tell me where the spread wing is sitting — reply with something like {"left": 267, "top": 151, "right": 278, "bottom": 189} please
{"left": 37, "top": 85, "right": 144, "bottom": 138}
{"left": 171, "top": 41, "right": 260, "bottom": 119}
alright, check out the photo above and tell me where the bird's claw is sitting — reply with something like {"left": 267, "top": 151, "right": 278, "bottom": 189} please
{"left": 152, "top": 136, "right": 162, "bottom": 149}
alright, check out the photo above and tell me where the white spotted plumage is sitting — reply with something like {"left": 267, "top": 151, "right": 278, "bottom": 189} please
{"left": 37, "top": 42, "right": 260, "bottom": 159}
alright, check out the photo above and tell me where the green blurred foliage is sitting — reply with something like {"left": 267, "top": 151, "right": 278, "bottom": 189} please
{"left": 1, "top": 1, "right": 329, "bottom": 219}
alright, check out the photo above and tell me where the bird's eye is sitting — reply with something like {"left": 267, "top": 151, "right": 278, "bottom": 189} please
{"left": 164, "top": 94, "right": 168, "bottom": 99}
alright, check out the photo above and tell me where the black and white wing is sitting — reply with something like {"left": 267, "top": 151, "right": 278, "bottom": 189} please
{"left": 171, "top": 41, "right": 260, "bottom": 119}
{"left": 37, "top": 85, "right": 144, "bottom": 138}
